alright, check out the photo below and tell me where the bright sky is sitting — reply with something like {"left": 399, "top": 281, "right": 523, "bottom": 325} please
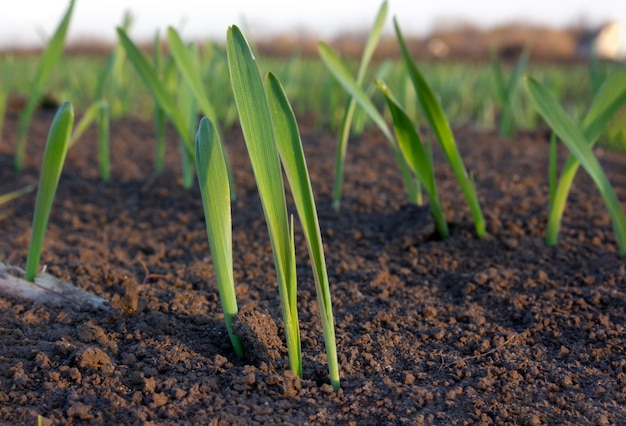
{"left": 0, "top": 0, "right": 623, "bottom": 48}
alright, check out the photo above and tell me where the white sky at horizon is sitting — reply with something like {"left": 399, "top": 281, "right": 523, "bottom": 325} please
{"left": 0, "top": 0, "right": 623, "bottom": 48}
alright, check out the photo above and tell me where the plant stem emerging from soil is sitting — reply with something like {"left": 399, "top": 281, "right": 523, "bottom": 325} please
{"left": 25, "top": 102, "right": 74, "bottom": 282}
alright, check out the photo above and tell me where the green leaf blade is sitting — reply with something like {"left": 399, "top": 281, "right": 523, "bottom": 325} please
{"left": 500, "top": 46, "right": 531, "bottom": 137}
{"left": 394, "top": 18, "right": 485, "bottom": 238}
{"left": 546, "top": 70, "right": 626, "bottom": 245}
{"left": 265, "top": 72, "right": 340, "bottom": 389}
{"left": 489, "top": 46, "right": 507, "bottom": 105}
{"left": 525, "top": 76, "right": 626, "bottom": 254}
{"left": 0, "top": 185, "right": 35, "bottom": 207}
{"left": 318, "top": 42, "right": 393, "bottom": 142}
{"left": 97, "top": 101, "right": 111, "bottom": 181}
{"left": 167, "top": 27, "right": 218, "bottom": 121}
{"left": 117, "top": 27, "right": 193, "bottom": 156}
{"left": 68, "top": 100, "right": 105, "bottom": 148}
{"left": 25, "top": 102, "right": 74, "bottom": 282}
{"left": 226, "top": 25, "right": 301, "bottom": 377}
{"left": 195, "top": 117, "right": 244, "bottom": 356}
{"left": 323, "top": 0, "right": 388, "bottom": 212}
{"left": 167, "top": 27, "right": 236, "bottom": 198}
{"left": 582, "top": 70, "right": 626, "bottom": 144}
{"left": 356, "top": 0, "right": 388, "bottom": 83}
{"left": 318, "top": 42, "right": 417, "bottom": 206}
{"left": 377, "top": 80, "right": 449, "bottom": 238}
{"left": 15, "top": 0, "right": 75, "bottom": 171}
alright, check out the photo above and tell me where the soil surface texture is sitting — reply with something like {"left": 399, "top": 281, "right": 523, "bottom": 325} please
{"left": 1, "top": 110, "right": 625, "bottom": 425}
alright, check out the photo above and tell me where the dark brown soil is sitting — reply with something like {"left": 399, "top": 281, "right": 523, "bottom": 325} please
{"left": 1, "top": 109, "right": 625, "bottom": 425}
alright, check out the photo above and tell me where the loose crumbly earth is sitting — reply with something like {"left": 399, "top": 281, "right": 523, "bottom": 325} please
{"left": 1, "top": 109, "right": 625, "bottom": 425}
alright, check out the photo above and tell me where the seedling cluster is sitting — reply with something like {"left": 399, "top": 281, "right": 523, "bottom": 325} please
{"left": 2, "top": 0, "right": 625, "bottom": 392}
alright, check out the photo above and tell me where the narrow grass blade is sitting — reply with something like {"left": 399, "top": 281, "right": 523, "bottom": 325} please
{"left": 195, "top": 117, "right": 244, "bottom": 356}
{"left": 287, "top": 213, "right": 298, "bottom": 352}
{"left": 66, "top": 100, "right": 111, "bottom": 181}
{"left": 112, "top": 11, "right": 134, "bottom": 84}
{"left": 168, "top": 27, "right": 218, "bottom": 122}
{"left": 68, "top": 100, "right": 106, "bottom": 148}
{"left": 227, "top": 25, "right": 301, "bottom": 377}
{"left": 489, "top": 46, "right": 507, "bottom": 106}
{"left": 318, "top": 43, "right": 393, "bottom": 146}
{"left": 0, "top": 185, "right": 35, "bottom": 221}
{"left": 153, "top": 29, "right": 166, "bottom": 173}
{"left": 352, "top": 60, "right": 394, "bottom": 135}
{"left": 377, "top": 80, "right": 449, "bottom": 238}
{"left": 265, "top": 72, "right": 339, "bottom": 389}
{"left": 589, "top": 47, "right": 605, "bottom": 97}
{"left": 318, "top": 42, "right": 417, "bottom": 205}
{"left": 116, "top": 28, "right": 193, "bottom": 158}
{"left": 95, "top": 11, "right": 133, "bottom": 104}
{"left": 358, "top": 1, "right": 388, "bottom": 83}
{"left": 525, "top": 76, "right": 626, "bottom": 254}
{"left": 167, "top": 27, "right": 236, "bottom": 199}
{"left": 15, "top": 0, "right": 75, "bottom": 171}
{"left": 0, "top": 90, "right": 7, "bottom": 143}
{"left": 394, "top": 18, "right": 486, "bottom": 238}
{"left": 95, "top": 51, "right": 116, "bottom": 103}
{"left": 328, "top": 1, "right": 388, "bottom": 211}
{"left": 0, "top": 185, "right": 35, "bottom": 206}
{"left": 178, "top": 53, "right": 199, "bottom": 189}
{"left": 97, "top": 101, "right": 111, "bottom": 181}
{"left": 500, "top": 46, "right": 531, "bottom": 137}
{"left": 25, "top": 102, "right": 74, "bottom": 282}
{"left": 548, "top": 131, "right": 557, "bottom": 211}
{"left": 153, "top": 105, "right": 167, "bottom": 173}
{"left": 581, "top": 70, "right": 626, "bottom": 143}
{"left": 545, "top": 70, "right": 626, "bottom": 246}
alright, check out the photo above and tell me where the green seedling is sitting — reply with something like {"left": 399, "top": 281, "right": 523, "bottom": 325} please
{"left": 167, "top": 27, "right": 236, "bottom": 199}
{"left": 97, "top": 101, "right": 111, "bottom": 181}
{"left": 95, "top": 10, "right": 133, "bottom": 119}
{"left": 377, "top": 81, "right": 448, "bottom": 238}
{"left": 153, "top": 29, "right": 167, "bottom": 173}
{"left": 588, "top": 46, "right": 606, "bottom": 97}
{"left": 543, "top": 70, "right": 626, "bottom": 246}
{"left": 178, "top": 44, "right": 200, "bottom": 189}
{"left": 227, "top": 25, "right": 340, "bottom": 388}
{"left": 394, "top": 18, "right": 486, "bottom": 239}
{"left": 266, "top": 72, "right": 339, "bottom": 389}
{"left": 227, "top": 25, "right": 301, "bottom": 378}
{"left": 490, "top": 45, "right": 531, "bottom": 137}
{"left": 352, "top": 60, "right": 394, "bottom": 135}
{"left": 153, "top": 103, "right": 167, "bottom": 173}
{"left": 111, "top": 11, "right": 134, "bottom": 89}
{"left": 195, "top": 117, "right": 244, "bottom": 356}
{"left": 201, "top": 42, "right": 239, "bottom": 128}
{"left": 68, "top": 100, "right": 110, "bottom": 180}
{"left": 117, "top": 28, "right": 196, "bottom": 187}
{"left": 0, "top": 89, "right": 7, "bottom": 142}
{"left": 15, "top": 0, "right": 74, "bottom": 171}
{"left": 318, "top": 1, "right": 395, "bottom": 211}
{"left": 596, "top": 62, "right": 626, "bottom": 151}
{"left": 317, "top": 42, "right": 418, "bottom": 209}
{"left": 525, "top": 76, "right": 626, "bottom": 254}
{"left": 25, "top": 102, "right": 74, "bottom": 282}
{"left": 548, "top": 131, "right": 557, "bottom": 211}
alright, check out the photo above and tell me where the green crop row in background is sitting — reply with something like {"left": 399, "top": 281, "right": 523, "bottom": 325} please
{"left": 2, "top": 48, "right": 623, "bottom": 145}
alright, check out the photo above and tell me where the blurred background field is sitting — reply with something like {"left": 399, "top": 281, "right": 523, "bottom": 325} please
{"left": 1, "top": 1, "right": 625, "bottom": 150}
